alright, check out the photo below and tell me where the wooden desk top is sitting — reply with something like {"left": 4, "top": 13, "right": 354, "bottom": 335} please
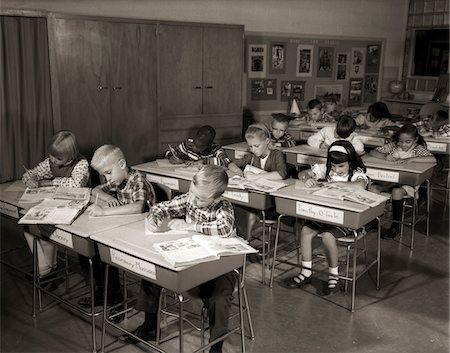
{"left": 0, "top": 181, "right": 30, "bottom": 208}
{"left": 132, "top": 161, "right": 196, "bottom": 181}
{"left": 222, "top": 142, "right": 248, "bottom": 151}
{"left": 362, "top": 156, "right": 436, "bottom": 174}
{"left": 283, "top": 144, "right": 327, "bottom": 157}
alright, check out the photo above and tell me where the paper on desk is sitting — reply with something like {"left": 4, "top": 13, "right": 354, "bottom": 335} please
{"left": 144, "top": 218, "right": 189, "bottom": 236}
{"left": 156, "top": 159, "right": 174, "bottom": 167}
{"left": 5, "top": 180, "right": 27, "bottom": 193}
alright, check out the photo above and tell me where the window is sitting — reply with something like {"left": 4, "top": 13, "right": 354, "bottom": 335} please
{"left": 412, "top": 29, "right": 449, "bottom": 77}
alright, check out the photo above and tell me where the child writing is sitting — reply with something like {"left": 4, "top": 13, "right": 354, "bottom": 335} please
{"left": 426, "top": 110, "right": 450, "bottom": 137}
{"left": 290, "top": 99, "right": 333, "bottom": 125}
{"left": 323, "top": 96, "right": 342, "bottom": 121}
{"left": 270, "top": 114, "right": 296, "bottom": 148}
{"left": 369, "top": 124, "right": 436, "bottom": 239}
{"left": 165, "top": 125, "right": 242, "bottom": 176}
{"left": 78, "top": 145, "right": 156, "bottom": 309}
{"left": 307, "top": 115, "right": 364, "bottom": 154}
{"left": 132, "top": 166, "right": 236, "bottom": 353}
{"left": 355, "top": 101, "right": 396, "bottom": 130}
{"left": 22, "top": 130, "right": 89, "bottom": 278}
{"left": 285, "top": 140, "right": 369, "bottom": 294}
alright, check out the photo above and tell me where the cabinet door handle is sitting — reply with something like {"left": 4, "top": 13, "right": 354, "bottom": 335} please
{"left": 206, "top": 86, "right": 213, "bottom": 89}
{"left": 98, "top": 86, "right": 109, "bottom": 90}
{"left": 194, "top": 86, "right": 202, "bottom": 89}
{"left": 113, "top": 86, "right": 122, "bottom": 90}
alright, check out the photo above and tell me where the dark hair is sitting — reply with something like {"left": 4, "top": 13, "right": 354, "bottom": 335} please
{"left": 336, "top": 115, "right": 357, "bottom": 138}
{"left": 392, "top": 123, "right": 426, "bottom": 147}
{"left": 432, "top": 110, "right": 449, "bottom": 127}
{"left": 368, "top": 102, "right": 391, "bottom": 120}
{"left": 272, "top": 113, "right": 290, "bottom": 125}
{"left": 325, "top": 140, "right": 366, "bottom": 182}
{"left": 308, "top": 99, "right": 323, "bottom": 110}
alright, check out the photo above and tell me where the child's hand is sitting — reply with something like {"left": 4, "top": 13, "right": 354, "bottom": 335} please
{"left": 185, "top": 160, "right": 203, "bottom": 168}
{"left": 305, "top": 178, "right": 318, "bottom": 188}
{"left": 146, "top": 218, "right": 160, "bottom": 233}
{"left": 39, "top": 179, "right": 53, "bottom": 187}
{"left": 24, "top": 176, "right": 39, "bottom": 188}
{"left": 244, "top": 171, "right": 259, "bottom": 181}
{"left": 319, "top": 142, "right": 329, "bottom": 150}
{"left": 167, "top": 219, "right": 193, "bottom": 231}
{"left": 168, "top": 155, "right": 183, "bottom": 164}
{"left": 227, "top": 168, "right": 243, "bottom": 178}
{"left": 103, "top": 195, "right": 121, "bottom": 207}
{"left": 86, "top": 204, "right": 104, "bottom": 216}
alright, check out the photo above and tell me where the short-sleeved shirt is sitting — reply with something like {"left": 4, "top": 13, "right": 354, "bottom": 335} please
{"left": 311, "top": 163, "right": 369, "bottom": 186}
{"left": 147, "top": 193, "right": 236, "bottom": 237}
{"left": 375, "top": 142, "right": 433, "bottom": 161}
{"left": 165, "top": 139, "right": 231, "bottom": 167}
{"left": 101, "top": 169, "right": 155, "bottom": 207}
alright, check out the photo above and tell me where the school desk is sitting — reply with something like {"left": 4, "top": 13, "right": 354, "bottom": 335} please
{"left": 283, "top": 144, "right": 327, "bottom": 166}
{"left": 91, "top": 219, "right": 247, "bottom": 353}
{"left": 222, "top": 141, "right": 250, "bottom": 161}
{"left": 287, "top": 125, "right": 319, "bottom": 142}
{"left": 423, "top": 136, "right": 450, "bottom": 155}
{"left": 270, "top": 184, "right": 385, "bottom": 312}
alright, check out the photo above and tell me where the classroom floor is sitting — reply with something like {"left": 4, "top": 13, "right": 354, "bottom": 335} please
{"left": 1, "top": 191, "right": 449, "bottom": 353}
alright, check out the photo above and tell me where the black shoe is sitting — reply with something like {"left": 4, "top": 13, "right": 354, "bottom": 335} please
{"left": 121, "top": 324, "right": 157, "bottom": 343}
{"left": 381, "top": 226, "right": 400, "bottom": 239}
{"left": 280, "top": 273, "right": 312, "bottom": 289}
{"left": 323, "top": 277, "right": 340, "bottom": 296}
{"left": 109, "top": 305, "right": 125, "bottom": 324}
{"left": 78, "top": 294, "right": 104, "bottom": 308}
{"left": 210, "top": 341, "right": 223, "bottom": 353}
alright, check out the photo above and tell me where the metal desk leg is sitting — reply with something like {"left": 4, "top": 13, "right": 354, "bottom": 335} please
{"left": 261, "top": 210, "right": 266, "bottom": 284}
{"left": 32, "top": 236, "right": 38, "bottom": 318}
{"left": 411, "top": 191, "right": 418, "bottom": 250}
{"left": 269, "top": 214, "right": 286, "bottom": 288}
{"left": 350, "top": 230, "right": 358, "bottom": 313}
{"left": 426, "top": 179, "right": 431, "bottom": 237}
{"left": 376, "top": 216, "right": 381, "bottom": 290}
{"left": 238, "top": 269, "right": 246, "bottom": 353}
{"left": 100, "top": 264, "right": 109, "bottom": 353}
{"left": 89, "top": 258, "right": 97, "bottom": 353}
{"left": 178, "top": 293, "right": 184, "bottom": 353}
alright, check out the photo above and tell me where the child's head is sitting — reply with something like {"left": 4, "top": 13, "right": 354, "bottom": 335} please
{"left": 393, "top": 123, "right": 425, "bottom": 151}
{"left": 308, "top": 99, "right": 323, "bottom": 121}
{"left": 244, "top": 123, "right": 271, "bottom": 157}
{"left": 271, "top": 114, "right": 290, "bottom": 140}
{"left": 192, "top": 125, "right": 216, "bottom": 153}
{"left": 48, "top": 130, "right": 79, "bottom": 166}
{"left": 368, "top": 102, "right": 391, "bottom": 122}
{"left": 323, "top": 96, "right": 338, "bottom": 114}
{"left": 431, "top": 110, "right": 449, "bottom": 131}
{"left": 91, "top": 145, "right": 128, "bottom": 186}
{"left": 325, "top": 140, "right": 365, "bottom": 181}
{"left": 189, "top": 165, "right": 228, "bottom": 208}
{"left": 336, "top": 115, "right": 357, "bottom": 138}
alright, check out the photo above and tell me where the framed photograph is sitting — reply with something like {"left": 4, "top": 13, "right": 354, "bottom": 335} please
{"left": 335, "top": 52, "right": 349, "bottom": 80}
{"left": 281, "top": 80, "right": 305, "bottom": 101}
{"left": 363, "top": 74, "right": 378, "bottom": 103}
{"left": 296, "top": 44, "right": 314, "bottom": 77}
{"left": 366, "top": 44, "right": 381, "bottom": 73}
{"left": 317, "top": 47, "right": 334, "bottom": 78}
{"left": 348, "top": 79, "right": 363, "bottom": 107}
{"left": 251, "top": 79, "right": 277, "bottom": 100}
{"left": 248, "top": 44, "right": 267, "bottom": 78}
{"left": 269, "top": 42, "right": 286, "bottom": 74}
{"left": 350, "top": 47, "right": 365, "bottom": 78}
{"left": 314, "top": 84, "right": 343, "bottom": 104}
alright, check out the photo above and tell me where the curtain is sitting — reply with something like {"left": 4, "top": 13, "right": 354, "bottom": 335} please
{"left": 0, "top": 16, "right": 53, "bottom": 183}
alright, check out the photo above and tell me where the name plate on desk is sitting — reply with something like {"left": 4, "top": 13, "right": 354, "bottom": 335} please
{"left": 427, "top": 142, "right": 447, "bottom": 153}
{"left": 296, "top": 201, "right": 344, "bottom": 224}
{"left": 223, "top": 190, "right": 249, "bottom": 203}
{"left": 49, "top": 229, "right": 74, "bottom": 249}
{"left": 300, "top": 131, "right": 315, "bottom": 140}
{"left": 359, "top": 135, "right": 385, "bottom": 146}
{"left": 110, "top": 249, "right": 156, "bottom": 280}
{"left": 296, "top": 154, "right": 326, "bottom": 165}
{"left": 235, "top": 150, "right": 249, "bottom": 159}
{"left": 0, "top": 201, "right": 19, "bottom": 218}
{"left": 366, "top": 168, "right": 399, "bottom": 182}
{"left": 146, "top": 174, "right": 179, "bottom": 190}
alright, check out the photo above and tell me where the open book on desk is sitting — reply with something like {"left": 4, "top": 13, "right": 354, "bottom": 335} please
{"left": 312, "top": 184, "right": 389, "bottom": 207}
{"left": 153, "top": 235, "right": 258, "bottom": 268}
{"left": 228, "top": 175, "right": 286, "bottom": 193}
{"left": 18, "top": 198, "right": 89, "bottom": 225}
{"left": 19, "top": 186, "right": 90, "bottom": 203}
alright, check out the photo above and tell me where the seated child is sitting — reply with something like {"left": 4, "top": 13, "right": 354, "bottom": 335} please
{"left": 286, "top": 140, "right": 369, "bottom": 294}
{"left": 290, "top": 99, "right": 333, "bottom": 125}
{"left": 165, "top": 125, "right": 242, "bottom": 176}
{"left": 22, "top": 130, "right": 89, "bottom": 278}
{"left": 323, "top": 96, "right": 343, "bottom": 121}
{"left": 369, "top": 124, "right": 436, "bottom": 239}
{"left": 307, "top": 115, "right": 364, "bottom": 154}
{"left": 430, "top": 110, "right": 450, "bottom": 137}
{"left": 270, "top": 113, "right": 296, "bottom": 148}
{"left": 78, "top": 145, "right": 156, "bottom": 308}
{"left": 355, "top": 101, "right": 396, "bottom": 129}
{"left": 132, "top": 165, "right": 236, "bottom": 353}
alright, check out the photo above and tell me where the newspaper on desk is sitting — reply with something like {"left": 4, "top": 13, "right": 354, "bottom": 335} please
{"left": 312, "top": 184, "right": 389, "bottom": 207}
{"left": 228, "top": 175, "right": 286, "bottom": 193}
{"left": 19, "top": 186, "right": 90, "bottom": 203}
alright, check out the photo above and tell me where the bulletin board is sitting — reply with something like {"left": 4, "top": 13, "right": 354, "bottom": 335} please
{"left": 245, "top": 32, "right": 385, "bottom": 112}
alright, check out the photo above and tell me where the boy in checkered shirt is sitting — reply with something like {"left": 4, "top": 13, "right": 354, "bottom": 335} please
{"left": 129, "top": 165, "right": 236, "bottom": 353}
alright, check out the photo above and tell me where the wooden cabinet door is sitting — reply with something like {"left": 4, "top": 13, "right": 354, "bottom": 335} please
{"left": 50, "top": 18, "right": 111, "bottom": 158}
{"left": 109, "top": 22, "right": 158, "bottom": 165}
{"left": 203, "top": 27, "right": 243, "bottom": 114}
{"left": 158, "top": 24, "right": 203, "bottom": 116}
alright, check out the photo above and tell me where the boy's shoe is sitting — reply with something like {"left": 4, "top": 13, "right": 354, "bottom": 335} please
{"left": 210, "top": 341, "right": 223, "bottom": 353}
{"left": 121, "top": 324, "right": 157, "bottom": 343}
{"left": 109, "top": 305, "right": 125, "bottom": 324}
{"left": 381, "top": 226, "right": 400, "bottom": 239}
{"left": 78, "top": 290, "right": 123, "bottom": 308}
{"left": 323, "top": 277, "right": 340, "bottom": 296}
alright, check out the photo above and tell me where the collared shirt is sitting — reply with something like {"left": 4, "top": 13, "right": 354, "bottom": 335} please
{"left": 311, "top": 163, "right": 369, "bottom": 186}
{"left": 147, "top": 193, "right": 236, "bottom": 238}
{"left": 437, "top": 124, "right": 450, "bottom": 137}
{"left": 375, "top": 142, "right": 433, "bottom": 160}
{"left": 101, "top": 169, "right": 155, "bottom": 207}
{"left": 165, "top": 139, "right": 231, "bottom": 167}
{"left": 270, "top": 131, "right": 296, "bottom": 148}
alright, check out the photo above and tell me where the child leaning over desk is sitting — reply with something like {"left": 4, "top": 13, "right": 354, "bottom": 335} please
{"left": 355, "top": 101, "right": 396, "bottom": 130}
{"left": 369, "top": 124, "right": 436, "bottom": 239}
{"left": 131, "top": 165, "right": 236, "bottom": 353}
{"left": 22, "top": 130, "right": 89, "bottom": 278}
{"left": 270, "top": 113, "right": 296, "bottom": 147}
{"left": 285, "top": 140, "right": 369, "bottom": 294}
{"left": 78, "top": 145, "right": 156, "bottom": 310}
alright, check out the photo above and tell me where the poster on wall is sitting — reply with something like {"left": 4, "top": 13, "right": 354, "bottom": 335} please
{"left": 248, "top": 44, "right": 267, "bottom": 78}
{"left": 335, "top": 52, "right": 349, "bottom": 80}
{"left": 366, "top": 44, "right": 381, "bottom": 74}
{"left": 269, "top": 42, "right": 286, "bottom": 74}
{"left": 296, "top": 44, "right": 314, "bottom": 77}
{"left": 314, "top": 84, "right": 343, "bottom": 104}
{"left": 251, "top": 79, "right": 277, "bottom": 100}
{"left": 348, "top": 79, "right": 363, "bottom": 107}
{"left": 317, "top": 47, "right": 334, "bottom": 78}
{"left": 281, "top": 81, "right": 305, "bottom": 101}
{"left": 350, "top": 47, "right": 365, "bottom": 78}
{"left": 363, "top": 75, "right": 378, "bottom": 103}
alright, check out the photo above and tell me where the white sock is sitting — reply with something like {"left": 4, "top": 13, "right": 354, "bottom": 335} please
{"left": 301, "top": 261, "right": 312, "bottom": 277}
{"left": 329, "top": 266, "right": 339, "bottom": 278}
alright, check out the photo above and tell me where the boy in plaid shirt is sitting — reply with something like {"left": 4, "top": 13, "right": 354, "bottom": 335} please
{"left": 79, "top": 145, "right": 156, "bottom": 310}
{"left": 129, "top": 165, "right": 236, "bottom": 353}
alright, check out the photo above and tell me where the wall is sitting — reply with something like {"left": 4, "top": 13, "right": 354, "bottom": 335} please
{"left": 2, "top": 0, "right": 409, "bottom": 110}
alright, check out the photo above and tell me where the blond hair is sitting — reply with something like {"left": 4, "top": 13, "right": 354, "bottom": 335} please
{"left": 91, "top": 145, "right": 125, "bottom": 171}
{"left": 48, "top": 130, "right": 79, "bottom": 163}
{"left": 193, "top": 165, "right": 228, "bottom": 198}
{"left": 244, "top": 123, "right": 270, "bottom": 140}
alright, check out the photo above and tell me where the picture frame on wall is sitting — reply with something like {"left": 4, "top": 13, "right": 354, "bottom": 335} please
{"left": 248, "top": 44, "right": 267, "bottom": 78}
{"left": 350, "top": 47, "right": 365, "bottom": 78}
{"left": 363, "top": 74, "right": 378, "bottom": 103}
{"left": 317, "top": 47, "right": 334, "bottom": 78}
{"left": 281, "top": 80, "right": 305, "bottom": 101}
{"left": 348, "top": 78, "right": 363, "bottom": 107}
{"left": 366, "top": 44, "right": 381, "bottom": 74}
{"left": 269, "top": 42, "right": 286, "bottom": 74}
{"left": 296, "top": 44, "right": 314, "bottom": 77}
{"left": 336, "top": 52, "right": 349, "bottom": 80}
{"left": 314, "top": 84, "right": 343, "bottom": 104}
{"left": 251, "top": 79, "right": 277, "bottom": 100}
